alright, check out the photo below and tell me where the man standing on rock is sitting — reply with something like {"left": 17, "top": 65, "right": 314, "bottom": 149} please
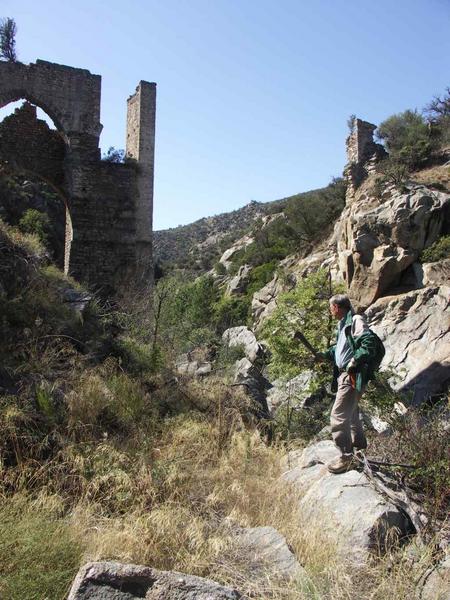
{"left": 322, "top": 294, "right": 378, "bottom": 474}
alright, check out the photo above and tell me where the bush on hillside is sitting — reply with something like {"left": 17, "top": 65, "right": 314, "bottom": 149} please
{"left": 376, "top": 110, "right": 435, "bottom": 168}
{"left": 261, "top": 269, "right": 342, "bottom": 380}
{"left": 420, "top": 235, "right": 450, "bottom": 263}
{"left": 18, "top": 208, "right": 50, "bottom": 245}
{"left": 228, "top": 179, "right": 346, "bottom": 275}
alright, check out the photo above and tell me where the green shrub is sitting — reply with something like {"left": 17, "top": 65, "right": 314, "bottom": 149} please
{"left": 420, "top": 235, "right": 450, "bottom": 263}
{"left": 261, "top": 269, "right": 343, "bottom": 380}
{"left": 376, "top": 110, "right": 435, "bottom": 168}
{"left": 213, "top": 295, "right": 250, "bottom": 334}
{"left": 114, "top": 336, "right": 161, "bottom": 376}
{"left": 18, "top": 208, "right": 50, "bottom": 245}
{"left": 246, "top": 260, "right": 277, "bottom": 297}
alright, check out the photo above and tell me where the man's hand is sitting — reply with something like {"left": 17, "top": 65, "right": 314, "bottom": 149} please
{"left": 346, "top": 357, "right": 357, "bottom": 372}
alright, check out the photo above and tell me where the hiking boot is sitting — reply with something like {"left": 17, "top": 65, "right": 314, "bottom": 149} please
{"left": 327, "top": 454, "right": 354, "bottom": 474}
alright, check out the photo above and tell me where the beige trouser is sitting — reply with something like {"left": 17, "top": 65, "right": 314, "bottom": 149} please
{"left": 330, "top": 372, "right": 367, "bottom": 455}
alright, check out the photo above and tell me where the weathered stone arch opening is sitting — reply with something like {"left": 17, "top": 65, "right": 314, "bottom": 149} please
{"left": 0, "top": 99, "right": 74, "bottom": 271}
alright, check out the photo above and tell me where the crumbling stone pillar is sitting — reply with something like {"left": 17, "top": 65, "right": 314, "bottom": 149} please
{"left": 343, "top": 118, "right": 386, "bottom": 201}
{"left": 126, "top": 81, "right": 156, "bottom": 284}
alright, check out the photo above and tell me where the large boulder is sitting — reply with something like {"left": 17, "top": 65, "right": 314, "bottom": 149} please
{"left": 68, "top": 561, "right": 241, "bottom": 599}
{"left": 234, "top": 526, "right": 306, "bottom": 584}
{"left": 336, "top": 183, "right": 449, "bottom": 306}
{"left": 266, "top": 370, "right": 317, "bottom": 414}
{"left": 419, "top": 555, "right": 450, "bottom": 600}
{"left": 226, "top": 264, "right": 252, "bottom": 295}
{"left": 366, "top": 285, "right": 450, "bottom": 404}
{"left": 282, "top": 441, "right": 413, "bottom": 565}
{"left": 222, "top": 326, "right": 264, "bottom": 363}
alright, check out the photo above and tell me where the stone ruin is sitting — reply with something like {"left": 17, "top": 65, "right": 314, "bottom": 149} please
{"left": 343, "top": 117, "right": 386, "bottom": 199}
{"left": 0, "top": 59, "right": 156, "bottom": 293}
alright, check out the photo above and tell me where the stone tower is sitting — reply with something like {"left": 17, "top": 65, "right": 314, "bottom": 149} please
{"left": 126, "top": 81, "right": 157, "bottom": 283}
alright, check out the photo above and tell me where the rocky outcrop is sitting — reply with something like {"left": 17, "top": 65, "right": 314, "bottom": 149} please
{"left": 366, "top": 285, "right": 450, "bottom": 404}
{"left": 226, "top": 264, "right": 252, "bottom": 294}
{"left": 266, "top": 370, "right": 316, "bottom": 413}
{"left": 219, "top": 234, "right": 254, "bottom": 271}
{"left": 175, "top": 348, "right": 212, "bottom": 377}
{"left": 337, "top": 183, "right": 449, "bottom": 307}
{"left": 68, "top": 562, "right": 241, "bottom": 599}
{"left": 222, "top": 326, "right": 264, "bottom": 363}
{"left": 422, "top": 258, "right": 450, "bottom": 287}
{"left": 251, "top": 273, "right": 287, "bottom": 329}
{"left": 282, "top": 441, "right": 413, "bottom": 565}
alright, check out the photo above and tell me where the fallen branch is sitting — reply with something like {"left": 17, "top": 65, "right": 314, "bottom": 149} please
{"left": 357, "top": 453, "right": 427, "bottom": 539}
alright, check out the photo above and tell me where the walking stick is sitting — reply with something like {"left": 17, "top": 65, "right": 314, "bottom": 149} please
{"left": 292, "top": 330, "right": 321, "bottom": 359}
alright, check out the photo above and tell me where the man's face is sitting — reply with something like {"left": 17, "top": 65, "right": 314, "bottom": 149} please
{"left": 329, "top": 302, "right": 346, "bottom": 320}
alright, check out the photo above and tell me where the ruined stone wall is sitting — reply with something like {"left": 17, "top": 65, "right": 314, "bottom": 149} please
{"left": 0, "top": 102, "right": 66, "bottom": 186}
{"left": 0, "top": 60, "right": 156, "bottom": 293}
{"left": 344, "top": 118, "right": 386, "bottom": 200}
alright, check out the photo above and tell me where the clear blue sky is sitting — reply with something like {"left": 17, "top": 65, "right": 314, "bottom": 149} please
{"left": 2, "top": 1, "right": 449, "bottom": 229}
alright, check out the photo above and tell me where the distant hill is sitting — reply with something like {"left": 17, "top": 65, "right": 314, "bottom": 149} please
{"left": 154, "top": 188, "right": 325, "bottom": 272}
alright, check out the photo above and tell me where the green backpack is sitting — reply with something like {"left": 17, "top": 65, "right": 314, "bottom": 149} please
{"left": 367, "top": 329, "right": 386, "bottom": 378}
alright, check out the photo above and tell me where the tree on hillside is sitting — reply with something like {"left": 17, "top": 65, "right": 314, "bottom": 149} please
{"left": 376, "top": 109, "right": 434, "bottom": 168}
{"left": 0, "top": 17, "right": 17, "bottom": 62}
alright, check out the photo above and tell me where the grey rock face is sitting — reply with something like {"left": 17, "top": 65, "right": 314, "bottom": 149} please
{"left": 226, "top": 264, "right": 252, "bottom": 295}
{"left": 266, "top": 371, "right": 316, "bottom": 414}
{"left": 222, "top": 326, "right": 264, "bottom": 363}
{"left": 337, "top": 184, "right": 449, "bottom": 306}
{"left": 422, "top": 258, "right": 450, "bottom": 287}
{"left": 219, "top": 234, "right": 254, "bottom": 271}
{"left": 420, "top": 556, "right": 450, "bottom": 600}
{"left": 175, "top": 353, "right": 212, "bottom": 377}
{"left": 282, "top": 441, "right": 412, "bottom": 565}
{"left": 234, "top": 358, "right": 271, "bottom": 418}
{"left": 366, "top": 285, "right": 450, "bottom": 404}
{"left": 235, "top": 526, "right": 306, "bottom": 583}
{"left": 68, "top": 561, "right": 242, "bottom": 600}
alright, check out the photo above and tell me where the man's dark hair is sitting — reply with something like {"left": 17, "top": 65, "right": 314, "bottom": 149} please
{"left": 329, "top": 294, "right": 353, "bottom": 312}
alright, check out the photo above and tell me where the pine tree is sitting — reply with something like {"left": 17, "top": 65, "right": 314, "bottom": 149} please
{"left": 0, "top": 18, "right": 17, "bottom": 62}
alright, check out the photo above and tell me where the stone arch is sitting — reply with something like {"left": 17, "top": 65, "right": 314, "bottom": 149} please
{"left": 0, "top": 59, "right": 155, "bottom": 293}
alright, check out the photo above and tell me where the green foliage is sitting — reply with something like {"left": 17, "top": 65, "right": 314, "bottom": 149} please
{"left": 284, "top": 178, "right": 346, "bottom": 245}
{"left": 420, "top": 235, "right": 450, "bottom": 263}
{"left": 376, "top": 110, "right": 434, "bottom": 168}
{"left": 0, "top": 17, "right": 17, "bottom": 62}
{"left": 18, "top": 208, "right": 50, "bottom": 245}
{"left": 261, "top": 269, "right": 343, "bottom": 379}
{"left": 229, "top": 179, "right": 346, "bottom": 274}
{"left": 213, "top": 295, "right": 250, "bottom": 334}
{"left": 114, "top": 336, "right": 162, "bottom": 376}
{"left": 214, "top": 261, "right": 227, "bottom": 275}
{"left": 246, "top": 260, "right": 277, "bottom": 297}
{"left": 0, "top": 496, "right": 82, "bottom": 600}
{"left": 375, "top": 159, "right": 409, "bottom": 192}
{"left": 152, "top": 275, "right": 220, "bottom": 354}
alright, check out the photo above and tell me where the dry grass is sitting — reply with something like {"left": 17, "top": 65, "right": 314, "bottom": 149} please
{"left": 410, "top": 163, "right": 450, "bottom": 190}
{"left": 0, "top": 403, "right": 441, "bottom": 599}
